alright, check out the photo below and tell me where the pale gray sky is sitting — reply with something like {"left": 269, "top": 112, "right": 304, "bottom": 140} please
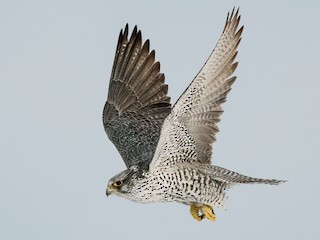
{"left": 1, "top": 1, "right": 320, "bottom": 239}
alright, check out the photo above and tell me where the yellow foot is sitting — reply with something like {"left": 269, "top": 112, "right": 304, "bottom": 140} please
{"left": 189, "top": 204, "right": 216, "bottom": 221}
{"left": 201, "top": 205, "right": 216, "bottom": 221}
{"left": 190, "top": 204, "right": 204, "bottom": 221}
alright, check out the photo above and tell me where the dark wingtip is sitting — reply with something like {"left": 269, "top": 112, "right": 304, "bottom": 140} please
{"left": 133, "top": 25, "right": 138, "bottom": 34}
{"left": 119, "top": 29, "right": 123, "bottom": 38}
{"left": 235, "top": 7, "right": 240, "bottom": 18}
{"left": 136, "top": 30, "right": 142, "bottom": 42}
{"left": 130, "top": 25, "right": 138, "bottom": 40}
{"left": 123, "top": 24, "right": 129, "bottom": 39}
{"left": 143, "top": 39, "right": 150, "bottom": 52}
{"left": 230, "top": 7, "right": 235, "bottom": 20}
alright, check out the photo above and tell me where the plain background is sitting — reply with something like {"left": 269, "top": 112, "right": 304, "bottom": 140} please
{"left": 1, "top": 0, "right": 319, "bottom": 239}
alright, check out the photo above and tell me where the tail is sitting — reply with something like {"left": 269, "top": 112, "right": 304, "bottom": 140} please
{"left": 207, "top": 165, "right": 286, "bottom": 185}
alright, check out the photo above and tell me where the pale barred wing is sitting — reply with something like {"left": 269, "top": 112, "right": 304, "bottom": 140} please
{"left": 103, "top": 25, "right": 171, "bottom": 168}
{"left": 149, "top": 9, "right": 243, "bottom": 171}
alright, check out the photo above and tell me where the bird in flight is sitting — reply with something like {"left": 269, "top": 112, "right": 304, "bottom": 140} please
{"left": 103, "top": 8, "right": 285, "bottom": 221}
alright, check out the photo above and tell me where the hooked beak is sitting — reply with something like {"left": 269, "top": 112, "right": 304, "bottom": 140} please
{"left": 106, "top": 186, "right": 116, "bottom": 197}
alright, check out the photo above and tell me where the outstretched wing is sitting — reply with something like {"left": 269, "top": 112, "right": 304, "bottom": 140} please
{"left": 103, "top": 25, "right": 171, "bottom": 168}
{"left": 149, "top": 9, "right": 243, "bottom": 171}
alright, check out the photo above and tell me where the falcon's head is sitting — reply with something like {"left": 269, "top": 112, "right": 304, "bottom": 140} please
{"left": 106, "top": 166, "right": 141, "bottom": 198}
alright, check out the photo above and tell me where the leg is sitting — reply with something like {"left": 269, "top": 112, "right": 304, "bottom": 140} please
{"left": 190, "top": 204, "right": 204, "bottom": 221}
{"left": 201, "top": 205, "right": 216, "bottom": 221}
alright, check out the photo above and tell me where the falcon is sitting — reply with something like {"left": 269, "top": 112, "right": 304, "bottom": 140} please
{"left": 103, "top": 8, "right": 285, "bottom": 221}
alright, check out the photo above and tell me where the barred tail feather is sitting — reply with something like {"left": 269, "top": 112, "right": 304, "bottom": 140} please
{"left": 210, "top": 166, "right": 286, "bottom": 185}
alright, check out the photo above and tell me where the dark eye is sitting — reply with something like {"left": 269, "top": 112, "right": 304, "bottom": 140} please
{"left": 113, "top": 180, "right": 123, "bottom": 187}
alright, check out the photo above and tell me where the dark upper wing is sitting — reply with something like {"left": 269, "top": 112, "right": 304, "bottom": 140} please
{"left": 103, "top": 25, "right": 171, "bottom": 168}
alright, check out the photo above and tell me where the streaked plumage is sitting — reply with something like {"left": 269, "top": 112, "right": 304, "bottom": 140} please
{"left": 103, "top": 9, "right": 285, "bottom": 221}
